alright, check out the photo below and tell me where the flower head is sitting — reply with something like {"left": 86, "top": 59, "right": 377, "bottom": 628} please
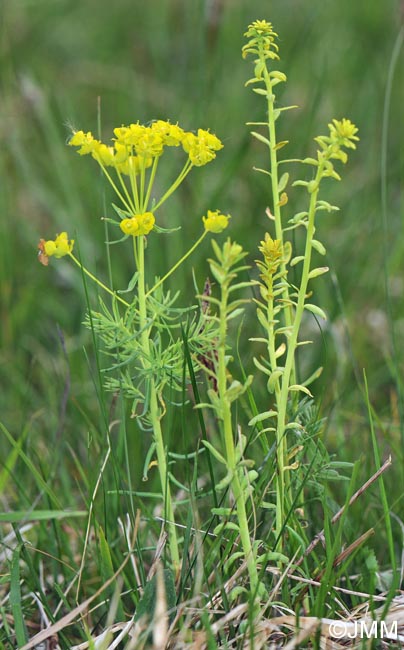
{"left": 242, "top": 20, "right": 279, "bottom": 60}
{"left": 183, "top": 129, "right": 223, "bottom": 166}
{"left": 328, "top": 118, "right": 359, "bottom": 150}
{"left": 69, "top": 120, "right": 224, "bottom": 218}
{"left": 120, "top": 212, "right": 155, "bottom": 237}
{"left": 259, "top": 233, "right": 283, "bottom": 273}
{"left": 202, "top": 210, "right": 231, "bottom": 233}
{"left": 38, "top": 232, "right": 74, "bottom": 265}
{"left": 69, "top": 130, "right": 98, "bottom": 155}
{"left": 313, "top": 118, "right": 359, "bottom": 176}
{"left": 151, "top": 120, "right": 185, "bottom": 146}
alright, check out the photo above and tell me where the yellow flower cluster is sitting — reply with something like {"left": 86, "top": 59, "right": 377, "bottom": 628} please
{"left": 328, "top": 118, "right": 359, "bottom": 150}
{"left": 120, "top": 212, "right": 155, "bottom": 237}
{"left": 258, "top": 233, "right": 283, "bottom": 274}
{"left": 38, "top": 232, "right": 74, "bottom": 265}
{"left": 202, "top": 209, "right": 231, "bottom": 233}
{"left": 242, "top": 19, "right": 279, "bottom": 60}
{"left": 315, "top": 118, "right": 359, "bottom": 166}
{"left": 69, "top": 120, "right": 223, "bottom": 174}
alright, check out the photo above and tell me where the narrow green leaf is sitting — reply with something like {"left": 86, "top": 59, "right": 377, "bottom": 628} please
{"left": 256, "top": 307, "right": 270, "bottom": 331}
{"left": 289, "top": 384, "right": 313, "bottom": 397}
{"left": 304, "top": 303, "right": 327, "bottom": 319}
{"left": 0, "top": 424, "right": 29, "bottom": 495}
{"left": 226, "top": 307, "right": 245, "bottom": 321}
{"left": 134, "top": 569, "right": 176, "bottom": 623}
{"left": 260, "top": 502, "right": 276, "bottom": 510}
{"left": 289, "top": 211, "right": 308, "bottom": 224}
{"left": 229, "top": 586, "right": 248, "bottom": 602}
{"left": 0, "top": 423, "right": 62, "bottom": 509}
{"left": 278, "top": 172, "right": 289, "bottom": 193}
{"left": 10, "top": 547, "right": 27, "bottom": 646}
{"left": 292, "top": 180, "right": 309, "bottom": 187}
{"left": 211, "top": 507, "right": 233, "bottom": 517}
{"left": 302, "top": 157, "right": 319, "bottom": 165}
{"left": 153, "top": 223, "right": 182, "bottom": 233}
{"left": 209, "top": 262, "right": 226, "bottom": 284}
{"left": 273, "top": 140, "right": 289, "bottom": 151}
{"left": 316, "top": 200, "right": 339, "bottom": 212}
{"left": 216, "top": 470, "right": 234, "bottom": 491}
{"left": 302, "top": 366, "right": 323, "bottom": 387}
{"left": 201, "top": 440, "right": 227, "bottom": 465}
{"left": 112, "top": 203, "right": 131, "bottom": 219}
{"left": 0, "top": 510, "right": 87, "bottom": 523}
{"left": 253, "top": 357, "right": 272, "bottom": 377}
{"left": 248, "top": 410, "right": 277, "bottom": 426}
{"left": 290, "top": 255, "right": 305, "bottom": 266}
{"left": 267, "top": 369, "right": 283, "bottom": 392}
{"left": 311, "top": 239, "right": 326, "bottom": 255}
{"left": 251, "top": 131, "right": 271, "bottom": 146}
{"left": 223, "top": 552, "right": 245, "bottom": 573}
{"left": 253, "top": 166, "right": 272, "bottom": 177}
{"left": 257, "top": 551, "right": 289, "bottom": 564}
{"left": 308, "top": 266, "right": 329, "bottom": 279}
{"left": 214, "top": 521, "right": 239, "bottom": 535}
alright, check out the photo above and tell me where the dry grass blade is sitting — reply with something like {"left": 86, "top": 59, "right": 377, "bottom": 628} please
{"left": 153, "top": 563, "right": 169, "bottom": 650}
{"left": 20, "top": 511, "right": 141, "bottom": 650}
{"left": 261, "top": 595, "right": 404, "bottom": 648}
{"left": 296, "top": 456, "right": 392, "bottom": 566}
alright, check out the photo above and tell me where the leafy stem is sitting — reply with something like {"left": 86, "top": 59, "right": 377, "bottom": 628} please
{"left": 210, "top": 240, "right": 262, "bottom": 603}
{"left": 134, "top": 235, "right": 180, "bottom": 571}
{"left": 258, "top": 44, "right": 296, "bottom": 387}
{"left": 274, "top": 162, "right": 324, "bottom": 545}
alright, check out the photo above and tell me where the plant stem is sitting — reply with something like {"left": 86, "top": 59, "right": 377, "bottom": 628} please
{"left": 261, "top": 51, "right": 294, "bottom": 360}
{"left": 153, "top": 159, "right": 193, "bottom": 211}
{"left": 135, "top": 236, "right": 180, "bottom": 572}
{"left": 145, "top": 231, "right": 207, "bottom": 298}
{"left": 218, "top": 278, "right": 260, "bottom": 596}
{"left": 68, "top": 253, "right": 130, "bottom": 307}
{"left": 274, "top": 164, "right": 323, "bottom": 546}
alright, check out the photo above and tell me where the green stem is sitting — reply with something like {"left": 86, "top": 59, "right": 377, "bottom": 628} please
{"left": 116, "top": 165, "right": 138, "bottom": 214}
{"left": 261, "top": 52, "right": 294, "bottom": 340}
{"left": 153, "top": 159, "right": 193, "bottom": 211}
{"left": 68, "top": 253, "right": 129, "bottom": 307}
{"left": 218, "top": 279, "right": 260, "bottom": 597}
{"left": 274, "top": 164, "right": 323, "bottom": 545}
{"left": 97, "top": 161, "right": 134, "bottom": 213}
{"left": 139, "top": 161, "right": 146, "bottom": 209}
{"left": 266, "top": 277, "right": 282, "bottom": 409}
{"left": 144, "top": 156, "right": 160, "bottom": 210}
{"left": 145, "top": 231, "right": 207, "bottom": 297}
{"left": 135, "top": 236, "right": 180, "bottom": 571}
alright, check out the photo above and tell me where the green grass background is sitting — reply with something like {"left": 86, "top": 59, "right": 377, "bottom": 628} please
{"left": 1, "top": 0, "right": 404, "bottom": 622}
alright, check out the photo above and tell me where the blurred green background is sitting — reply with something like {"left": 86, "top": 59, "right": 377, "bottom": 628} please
{"left": 1, "top": 0, "right": 403, "bottom": 498}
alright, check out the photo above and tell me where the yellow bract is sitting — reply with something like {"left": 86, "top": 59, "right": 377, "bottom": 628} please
{"left": 43, "top": 232, "right": 74, "bottom": 259}
{"left": 202, "top": 210, "right": 231, "bottom": 233}
{"left": 328, "top": 118, "right": 359, "bottom": 149}
{"left": 120, "top": 213, "right": 155, "bottom": 237}
{"left": 242, "top": 19, "right": 279, "bottom": 60}
{"left": 69, "top": 120, "right": 223, "bottom": 173}
{"left": 259, "top": 233, "right": 283, "bottom": 272}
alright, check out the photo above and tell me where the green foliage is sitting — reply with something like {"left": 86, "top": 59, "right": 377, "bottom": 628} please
{"left": 1, "top": 2, "right": 403, "bottom": 647}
